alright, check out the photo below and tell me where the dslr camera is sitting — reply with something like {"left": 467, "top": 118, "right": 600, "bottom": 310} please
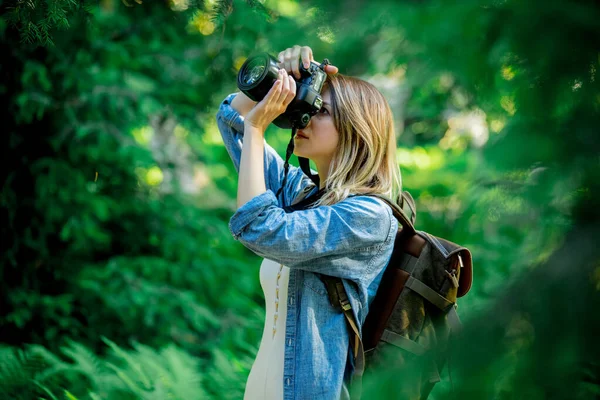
{"left": 237, "top": 52, "right": 329, "bottom": 129}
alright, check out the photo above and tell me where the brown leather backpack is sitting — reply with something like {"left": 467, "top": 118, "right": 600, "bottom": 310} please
{"left": 319, "top": 192, "right": 473, "bottom": 400}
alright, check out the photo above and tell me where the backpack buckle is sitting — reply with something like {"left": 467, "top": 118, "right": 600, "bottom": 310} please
{"left": 340, "top": 300, "right": 352, "bottom": 311}
{"left": 445, "top": 270, "right": 459, "bottom": 288}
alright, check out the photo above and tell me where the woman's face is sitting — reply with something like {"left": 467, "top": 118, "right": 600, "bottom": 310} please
{"left": 293, "top": 89, "right": 339, "bottom": 170}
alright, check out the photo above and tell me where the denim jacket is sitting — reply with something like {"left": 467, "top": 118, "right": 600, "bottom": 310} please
{"left": 217, "top": 93, "right": 397, "bottom": 400}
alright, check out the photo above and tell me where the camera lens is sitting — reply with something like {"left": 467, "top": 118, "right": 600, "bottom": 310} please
{"left": 237, "top": 53, "right": 280, "bottom": 103}
{"left": 243, "top": 59, "right": 266, "bottom": 85}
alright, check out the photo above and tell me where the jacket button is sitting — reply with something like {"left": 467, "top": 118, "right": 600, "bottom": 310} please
{"left": 286, "top": 378, "right": 291, "bottom": 386}
{"left": 287, "top": 338, "right": 292, "bottom": 346}
{"left": 289, "top": 297, "right": 294, "bottom": 305}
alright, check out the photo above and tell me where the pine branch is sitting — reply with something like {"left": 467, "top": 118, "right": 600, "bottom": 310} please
{"left": 209, "top": 0, "right": 233, "bottom": 27}
{"left": 243, "top": 0, "right": 274, "bottom": 20}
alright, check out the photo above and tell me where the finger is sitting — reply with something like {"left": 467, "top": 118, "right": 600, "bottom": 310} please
{"left": 279, "top": 69, "right": 290, "bottom": 103}
{"left": 290, "top": 57, "right": 300, "bottom": 79}
{"left": 290, "top": 45, "right": 302, "bottom": 79}
{"left": 265, "top": 81, "right": 281, "bottom": 106}
{"left": 284, "top": 75, "right": 296, "bottom": 105}
{"left": 265, "top": 71, "right": 283, "bottom": 105}
{"left": 277, "top": 51, "right": 285, "bottom": 67}
{"left": 283, "top": 48, "right": 293, "bottom": 74}
{"left": 300, "top": 46, "right": 313, "bottom": 70}
{"left": 325, "top": 64, "right": 339, "bottom": 75}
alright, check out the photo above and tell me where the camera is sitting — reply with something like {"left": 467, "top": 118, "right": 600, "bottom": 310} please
{"left": 237, "top": 52, "right": 328, "bottom": 129}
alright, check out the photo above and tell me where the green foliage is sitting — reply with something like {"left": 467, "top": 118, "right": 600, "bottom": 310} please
{"left": 0, "top": 339, "right": 209, "bottom": 399}
{"left": 1, "top": 0, "right": 599, "bottom": 398}
{"left": 2, "top": 0, "right": 87, "bottom": 46}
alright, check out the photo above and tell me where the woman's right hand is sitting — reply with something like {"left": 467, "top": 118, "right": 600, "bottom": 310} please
{"left": 244, "top": 68, "right": 297, "bottom": 133}
{"left": 278, "top": 45, "right": 339, "bottom": 79}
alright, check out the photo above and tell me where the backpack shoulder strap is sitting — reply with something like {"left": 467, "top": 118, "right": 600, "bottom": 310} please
{"left": 366, "top": 193, "right": 416, "bottom": 237}
{"left": 319, "top": 274, "right": 364, "bottom": 400}
{"left": 400, "top": 191, "right": 417, "bottom": 225}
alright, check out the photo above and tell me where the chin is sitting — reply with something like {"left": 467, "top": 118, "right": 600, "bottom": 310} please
{"left": 292, "top": 145, "right": 308, "bottom": 159}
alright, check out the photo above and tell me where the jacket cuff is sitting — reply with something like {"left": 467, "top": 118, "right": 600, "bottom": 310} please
{"left": 229, "top": 190, "right": 278, "bottom": 239}
{"left": 220, "top": 93, "right": 245, "bottom": 133}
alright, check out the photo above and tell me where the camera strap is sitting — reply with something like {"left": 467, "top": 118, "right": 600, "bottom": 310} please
{"left": 298, "top": 157, "right": 320, "bottom": 187}
{"left": 276, "top": 128, "right": 320, "bottom": 207}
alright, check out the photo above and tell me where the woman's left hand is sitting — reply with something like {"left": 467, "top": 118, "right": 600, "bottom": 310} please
{"left": 244, "top": 68, "right": 296, "bottom": 133}
{"left": 278, "top": 45, "right": 338, "bottom": 79}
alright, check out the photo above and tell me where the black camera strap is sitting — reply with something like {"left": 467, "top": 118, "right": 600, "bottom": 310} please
{"left": 276, "top": 128, "right": 321, "bottom": 207}
{"left": 298, "top": 157, "right": 319, "bottom": 188}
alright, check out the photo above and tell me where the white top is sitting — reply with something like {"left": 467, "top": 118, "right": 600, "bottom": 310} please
{"left": 244, "top": 259, "right": 290, "bottom": 400}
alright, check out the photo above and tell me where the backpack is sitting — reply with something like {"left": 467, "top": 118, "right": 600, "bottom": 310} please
{"left": 318, "top": 191, "right": 473, "bottom": 400}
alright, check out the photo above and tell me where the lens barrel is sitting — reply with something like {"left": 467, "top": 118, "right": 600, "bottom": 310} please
{"left": 237, "top": 53, "right": 280, "bottom": 103}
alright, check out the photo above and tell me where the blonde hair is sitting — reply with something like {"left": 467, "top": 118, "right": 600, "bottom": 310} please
{"left": 315, "top": 74, "right": 402, "bottom": 206}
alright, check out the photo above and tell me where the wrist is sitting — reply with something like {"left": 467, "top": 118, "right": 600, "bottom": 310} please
{"left": 244, "top": 120, "right": 267, "bottom": 136}
{"left": 231, "top": 92, "right": 257, "bottom": 117}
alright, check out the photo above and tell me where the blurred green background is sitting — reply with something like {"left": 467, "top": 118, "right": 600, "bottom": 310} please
{"left": 1, "top": 0, "right": 599, "bottom": 399}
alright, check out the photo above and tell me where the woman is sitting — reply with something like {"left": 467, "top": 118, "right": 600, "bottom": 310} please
{"left": 216, "top": 45, "right": 401, "bottom": 400}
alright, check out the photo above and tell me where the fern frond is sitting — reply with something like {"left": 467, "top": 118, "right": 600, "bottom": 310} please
{"left": 104, "top": 361, "right": 142, "bottom": 395}
{"left": 160, "top": 345, "right": 205, "bottom": 399}
{"left": 102, "top": 337, "right": 153, "bottom": 390}
{"left": 60, "top": 340, "right": 105, "bottom": 382}
{"left": 103, "top": 340, "right": 208, "bottom": 399}
{"left": 32, "top": 381, "right": 59, "bottom": 400}
{"left": 0, "top": 346, "right": 50, "bottom": 400}
{"left": 28, "top": 345, "right": 64, "bottom": 367}
{"left": 0, "top": 347, "right": 31, "bottom": 392}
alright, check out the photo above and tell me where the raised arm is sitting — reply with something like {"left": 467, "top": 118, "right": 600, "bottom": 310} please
{"left": 230, "top": 91, "right": 256, "bottom": 118}
{"left": 229, "top": 192, "right": 396, "bottom": 280}
{"left": 216, "top": 45, "right": 339, "bottom": 207}
{"left": 237, "top": 68, "right": 297, "bottom": 207}
{"left": 216, "top": 93, "right": 311, "bottom": 204}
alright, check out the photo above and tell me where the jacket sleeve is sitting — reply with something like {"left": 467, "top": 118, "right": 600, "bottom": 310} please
{"left": 216, "top": 93, "right": 314, "bottom": 204}
{"left": 228, "top": 190, "right": 396, "bottom": 280}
